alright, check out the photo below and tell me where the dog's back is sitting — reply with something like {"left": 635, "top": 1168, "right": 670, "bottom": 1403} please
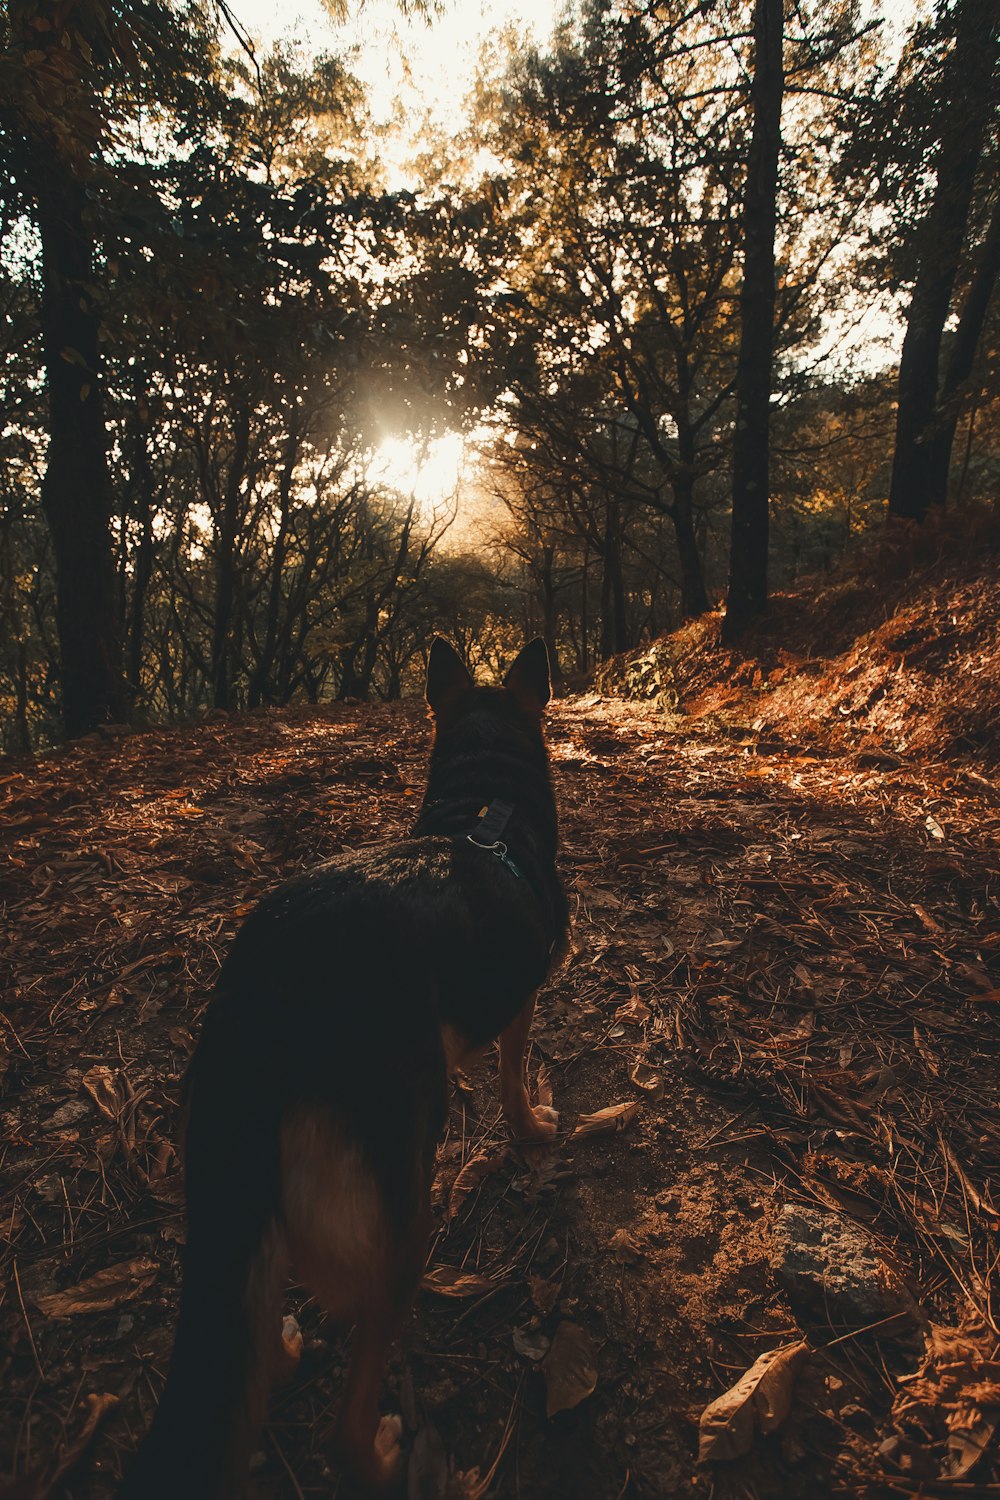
{"left": 120, "top": 640, "right": 567, "bottom": 1497}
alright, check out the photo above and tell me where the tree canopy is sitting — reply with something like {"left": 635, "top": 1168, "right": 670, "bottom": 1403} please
{"left": 1, "top": 0, "right": 998, "bottom": 745}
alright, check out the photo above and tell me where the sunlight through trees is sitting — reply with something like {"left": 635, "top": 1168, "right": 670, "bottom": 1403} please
{"left": 1, "top": 0, "right": 998, "bottom": 744}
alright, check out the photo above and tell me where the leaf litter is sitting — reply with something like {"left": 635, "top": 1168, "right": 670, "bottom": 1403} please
{"left": 698, "top": 1340, "right": 809, "bottom": 1462}
{"left": 0, "top": 690, "right": 998, "bottom": 1497}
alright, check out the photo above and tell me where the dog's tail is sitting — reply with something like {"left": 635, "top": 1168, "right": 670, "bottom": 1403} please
{"left": 119, "top": 1008, "right": 283, "bottom": 1500}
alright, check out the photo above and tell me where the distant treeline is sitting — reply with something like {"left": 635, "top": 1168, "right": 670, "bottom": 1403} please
{"left": 1, "top": 0, "right": 997, "bottom": 748}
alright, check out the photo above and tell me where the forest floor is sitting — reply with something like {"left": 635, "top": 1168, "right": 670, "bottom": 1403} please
{"left": 2, "top": 688, "right": 999, "bottom": 1499}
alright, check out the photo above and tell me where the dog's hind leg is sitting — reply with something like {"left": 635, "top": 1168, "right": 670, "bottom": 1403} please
{"left": 332, "top": 1264, "right": 415, "bottom": 1489}
{"left": 282, "top": 1111, "right": 430, "bottom": 1492}
{"left": 332, "top": 1193, "right": 430, "bottom": 1490}
{"left": 499, "top": 992, "right": 558, "bottom": 1142}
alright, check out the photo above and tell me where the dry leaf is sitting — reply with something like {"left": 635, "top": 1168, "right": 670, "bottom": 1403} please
{"left": 946, "top": 1404, "right": 999, "bottom": 1481}
{"left": 34, "top": 1256, "right": 159, "bottom": 1319}
{"left": 571, "top": 1101, "right": 643, "bottom": 1140}
{"left": 80, "top": 1065, "right": 122, "bottom": 1121}
{"left": 447, "top": 1150, "right": 508, "bottom": 1221}
{"left": 542, "top": 1321, "right": 598, "bottom": 1417}
{"left": 609, "top": 1228, "right": 643, "bottom": 1264}
{"left": 536, "top": 1062, "right": 553, "bottom": 1109}
{"left": 699, "top": 1340, "right": 808, "bottom": 1462}
{"left": 892, "top": 1323, "right": 1000, "bottom": 1481}
{"left": 149, "top": 1137, "right": 175, "bottom": 1181}
{"left": 421, "top": 1266, "right": 499, "bottom": 1298}
{"left": 513, "top": 1324, "right": 551, "bottom": 1361}
{"left": 528, "top": 1273, "right": 560, "bottom": 1315}
{"left": 629, "top": 1059, "right": 664, "bottom": 1098}
{"left": 614, "top": 995, "right": 651, "bottom": 1026}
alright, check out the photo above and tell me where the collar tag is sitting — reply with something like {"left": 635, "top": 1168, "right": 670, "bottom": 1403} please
{"left": 467, "top": 799, "right": 522, "bottom": 879}
{"left": 469, "top": 799, "right": 514, "bottom": 846}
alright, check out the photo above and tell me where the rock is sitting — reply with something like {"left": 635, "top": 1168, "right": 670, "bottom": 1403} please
{"left": 41, "top": 1099, "right": 90, "bottom": 1132}
{"left": 771, "top": 1204, "right": 921, "bottom": 1332}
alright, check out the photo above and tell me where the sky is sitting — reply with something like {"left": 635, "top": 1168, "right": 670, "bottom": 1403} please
{"left": 228, "top": 0, "right": 909, "bottom": 499}
{"left": 229, "top": 0, "right": 565, "bottom": 497}
{"left": 232, "top": 0, "right": 563, "bottom": 182}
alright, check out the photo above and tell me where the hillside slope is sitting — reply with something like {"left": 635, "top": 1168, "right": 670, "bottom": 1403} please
{"left": 597, "top": 515, "right": 1000, "bottom": 766}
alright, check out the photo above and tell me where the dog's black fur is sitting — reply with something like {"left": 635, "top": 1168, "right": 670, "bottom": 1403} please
{"left": 119, "top": 638, "right": 568, "bottom": 1498}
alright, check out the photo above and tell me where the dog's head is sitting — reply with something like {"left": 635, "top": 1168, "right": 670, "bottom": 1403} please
{"left": 426, "top": 638, "right": 550, "bottom": 726}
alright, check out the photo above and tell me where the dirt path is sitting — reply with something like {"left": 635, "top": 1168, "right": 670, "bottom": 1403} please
{"left": 2, "top": 699, "right": 998, "bottom": 1498}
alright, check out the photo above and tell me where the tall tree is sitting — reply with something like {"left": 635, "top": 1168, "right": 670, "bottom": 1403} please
{"left": 921, "top": 192, "right": 1000, "bottom": 506}
{"left": 2, "top": 0, "right": 133, "bottom": 733}
{"left": 722, "top": 0, "right": 785, "bottom": 642}
{"left": 887, "top": 0, "right": 1000, "bottom": 521}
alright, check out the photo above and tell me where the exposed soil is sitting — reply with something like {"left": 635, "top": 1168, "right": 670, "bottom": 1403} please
{"left": 1, "top": 695, "right": 998, "bottom": 1499}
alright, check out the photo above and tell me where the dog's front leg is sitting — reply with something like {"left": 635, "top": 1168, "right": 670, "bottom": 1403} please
{"left": 499, "top": 993, "right": 558, "bottom": 1142}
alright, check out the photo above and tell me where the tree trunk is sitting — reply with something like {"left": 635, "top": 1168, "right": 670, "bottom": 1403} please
{"left": 921, "top": 192, "right": 1000, "bottom": 507}
{"left": 723, "top": 0, "right": 784, "bottom": 643}
{"left": 210, "top": 406, "right": 250, "bottom": 711}
{"left": 538, "top": 545, "right": 564, "bottom": 691}
{"left": 125, "top": 383, "right": 157, "bottom": 701}
{"left": 599, "top": 497, "right": 626, "bottom": 659}
{"left": 338, "top": 597, "right": 378, "bottom": 701}
{"left": 670, "top": 469, "right": 711, "bottom": 618}
{"left": 248, "top": 421, "right": 298, "bottom": 707}
{"left": 37, "top": 173, "right": 126, "bottom": 735}
{"left": 888, "top": 0, "right": 999, "bottom": 521}
{"left": 579, "top": 541, "right": 590, "bottom": 672}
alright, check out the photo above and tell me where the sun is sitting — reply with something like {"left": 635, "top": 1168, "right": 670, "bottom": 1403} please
{"left": 371, "top": 431, "right": 466, "bottom": 505}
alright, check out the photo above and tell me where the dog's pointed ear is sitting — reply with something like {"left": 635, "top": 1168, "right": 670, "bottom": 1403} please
{"left": 503, "top": 638, "right": 551, "bottom": 712}
{"left": 426, "top": 637, "right": 474, "bottom": 716}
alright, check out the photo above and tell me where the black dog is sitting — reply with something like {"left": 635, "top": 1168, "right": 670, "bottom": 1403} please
{"left": 119, "top": 637, "right": 568, "bottom": 1498}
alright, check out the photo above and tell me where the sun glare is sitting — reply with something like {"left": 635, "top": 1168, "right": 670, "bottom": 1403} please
{"left": 371, "top": 431, "right": 466, "bottom": 505}
{"left": 233, "top": 1, "right": 560, "bottom": 189}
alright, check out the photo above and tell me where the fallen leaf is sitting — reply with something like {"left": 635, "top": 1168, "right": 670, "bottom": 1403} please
{"left": 421, "top": 1266, "right": 499, "bottom": 1298}
{"left": 447, "top": 1150, "right": 508, "bottom": 1221}
{"left": 946, "top": 1406, "right": 999, "bottom": 1481}
{"left": 614, "top": 995, "right": 651, "bottom": 1026}
{"left": 80, "top": 1065, "right": 122, "bottom": 1121}
{"left": 542, "top": 1321, "right": 598, "bottom": 1417}
{"left": 34, "top": 1256, "right": 159, "bottom": 1318}
{"left": 629, "top": 1059, "right": 664, "bottom": 1099}
{"left": 892, "top": 1324, "right": 1000, "bottom": 1481}
{"left": 609, "top": 1228, "right": 643, "bottom": 1264}
{"left": 699, "top": 1340, "right": 808, "bottom": 1462}
{"left": 149, "top": 1137, "right": 175, "bottom": 1181}
{"left": 513, "top": 1324, "right": 551, "bottom": 1361}
{"left": 571, "top": 1101, "right": 643, "bottom": 1139}
{"left": 528, "top": 1273, "right": 560, "bottom": 1315}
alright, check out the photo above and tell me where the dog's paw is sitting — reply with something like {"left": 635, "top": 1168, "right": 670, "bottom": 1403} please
{"left": 371, "top": 1414, "right": 404, "bottom": 1489}
{"left": 334, "top": 1412, "right": 404, "bottom": 1492}
{"left": 518, "top": 1103, "right": 559, "bottom": 1142}
{"left": 274, "top": 1315, "right": 303, "bottom": 1382}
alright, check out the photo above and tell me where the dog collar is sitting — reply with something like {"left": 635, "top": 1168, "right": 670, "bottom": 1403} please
{"left": 467, "top": 799, "right": 523, "bottom": 880}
